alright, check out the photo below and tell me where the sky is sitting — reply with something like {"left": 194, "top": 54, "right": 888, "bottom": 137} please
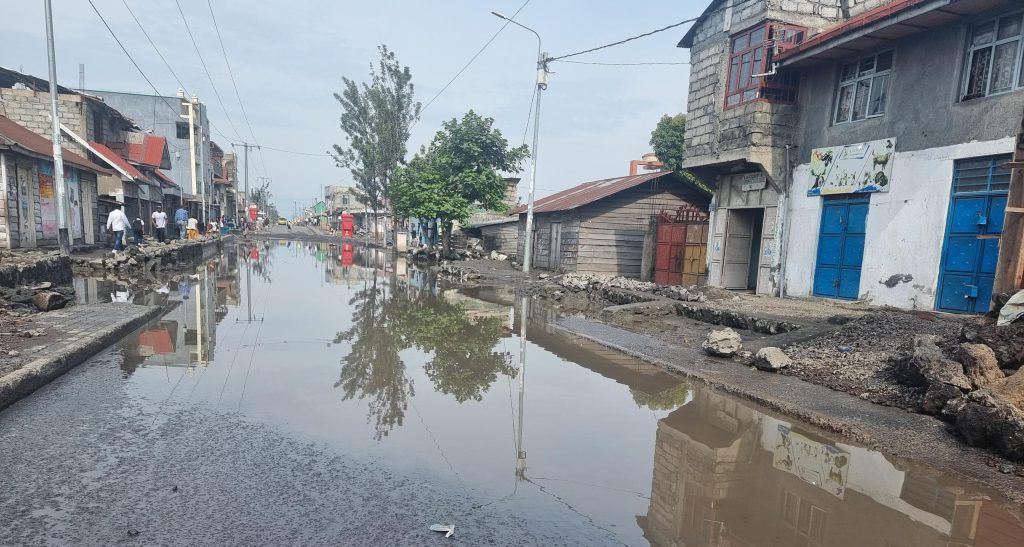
{"left": 2, "top": 0, "right": 699, "bottom": 212}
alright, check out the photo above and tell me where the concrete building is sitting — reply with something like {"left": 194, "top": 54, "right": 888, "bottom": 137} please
{"left": 679, "top": 0, "right": 1024, "bottom": 312}
{"left": 87, "top": 89, "right": 213, "bottom": 221}
{"left": 0, "top": 116, "right": 109, "bottom": 248}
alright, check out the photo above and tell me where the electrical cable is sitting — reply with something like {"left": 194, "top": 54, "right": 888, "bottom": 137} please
{"left": 173, "top": 0, "right": 245, "bottom": 142}
{"left": 556, "top": 60, "right": 690, "bottom": 66}
{"left": 418, "top": 0, "right": 532, "bottom": 120}
{"left": 206, "top": 0, "right": 267, "bottom": 172}
{"left": 548, "top": 17, "right": 700, "bottom": 61}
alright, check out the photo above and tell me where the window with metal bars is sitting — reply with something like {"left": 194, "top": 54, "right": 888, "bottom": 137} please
{"left": 952, "top": 155, "right": 1012, "bottom": 194}
{"left": 962, "top": 11, "right": 1024, "bottom": 101}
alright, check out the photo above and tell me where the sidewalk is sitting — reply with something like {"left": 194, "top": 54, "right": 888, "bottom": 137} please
{"left": 0, "top": 303, "right": 161, "bottom": 410}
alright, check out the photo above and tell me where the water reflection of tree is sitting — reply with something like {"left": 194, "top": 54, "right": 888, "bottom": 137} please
{"left": 630, "top": 383, "right": 690, "bottom": 412}
{"left": 335, "top": 276, "right": 513, "bottom": 439}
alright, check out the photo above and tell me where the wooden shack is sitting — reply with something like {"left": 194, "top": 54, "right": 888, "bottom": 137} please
{"left": 513, "top": 171, "right": 710, "bottom": 278}
{"left": 465, "top": 217, "right": 518, "bottom": 256}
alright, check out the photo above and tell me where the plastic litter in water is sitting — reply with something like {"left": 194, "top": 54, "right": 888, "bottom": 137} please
{"left": 429, "top": 524, "right": 454, "bottom": 538}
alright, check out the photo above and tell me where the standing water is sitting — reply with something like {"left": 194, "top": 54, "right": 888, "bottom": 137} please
{"left": 1, "top": 241, "right": 1022, "bottom": 546}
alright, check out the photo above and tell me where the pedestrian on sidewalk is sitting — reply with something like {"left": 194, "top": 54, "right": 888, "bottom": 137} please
{"left": 106, "top": 204, "right": 129, "bottom": 254}
{"left": 131, "top": 215, "right": 145, "bottom": 246}
{"left": 175, "top": 205, "right": 188, "bottom": 240}
{"left": 151, "top": 205, "right": 168, "bottom": 243}
{"left": 187, "top": 216, "right": 199, "bottom": 240}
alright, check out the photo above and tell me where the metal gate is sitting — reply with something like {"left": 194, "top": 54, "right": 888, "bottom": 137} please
{"left": 813, "top": 194, "right": 869, "bottom": 300}
{"left": 937, "top": 155, "right": 1011, "bottom": 313}
{"left": 654, "top": 206, "right": 709, "bottom": 286}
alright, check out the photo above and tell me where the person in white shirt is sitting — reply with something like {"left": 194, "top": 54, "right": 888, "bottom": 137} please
{"left": 151, "top": 205, "right": 169, "bottom": 243}
{"left": 186, "top": 216, "right": 199, "bottom": 240}
{"left": 106, "top": 205, "right": 129, "bottom": 253}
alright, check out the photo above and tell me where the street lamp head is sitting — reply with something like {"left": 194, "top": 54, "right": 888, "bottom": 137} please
{"left": 491, "top": 11, "right": 508, "bottom": 20}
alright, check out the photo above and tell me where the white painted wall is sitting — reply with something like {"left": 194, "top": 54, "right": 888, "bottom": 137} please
{"left": 784, "top": 137, "right": 1015, "bottom": 310}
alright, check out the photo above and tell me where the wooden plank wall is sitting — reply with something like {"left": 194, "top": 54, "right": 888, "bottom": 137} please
{"left": 576, "top": 181, "right": 704, "bottom": 278}
{"left": 529, "top": 211, "right": 579, "bottom": 272}
{"left": 480, "top": 222, "right": 519, "bottom": 256}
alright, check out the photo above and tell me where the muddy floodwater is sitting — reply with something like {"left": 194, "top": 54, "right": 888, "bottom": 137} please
{"left": 2, "top": 240, "right": 1023, "bottom": 546}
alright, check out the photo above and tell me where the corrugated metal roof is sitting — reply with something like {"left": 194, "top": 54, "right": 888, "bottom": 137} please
{"left": 151, "top": 169, "right": 176, "bottom": 187}
{"left": 0, "top": 115, "right": 110, "bottom": 174}
{"left": 89, "top": 141, "right": 145, "bottom": 181}
{"left": 126, "top": 134, "right": 170, "bottom": 169}
{"left": 510, "top": 171, "right": 674, "bottom": 215}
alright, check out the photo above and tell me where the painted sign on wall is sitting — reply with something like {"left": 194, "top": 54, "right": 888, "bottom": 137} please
{"left": 807, "top": 138, "right": 895, "bottom": 196}
{"left": 769, "top": 424, "right": 850, "bottom": 498}
{"left": 37, "top": 161, "right": 58, "bottom": 238}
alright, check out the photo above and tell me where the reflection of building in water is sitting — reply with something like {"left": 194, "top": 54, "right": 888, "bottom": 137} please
{"left": 442, "top": 289, "right": 513, "bottom": 330}
{"left": 639, "top": 388, "right": 1024, "bottom": 547}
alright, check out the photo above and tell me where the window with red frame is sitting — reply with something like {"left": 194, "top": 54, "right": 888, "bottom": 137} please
{"left": 725, "top": 23, "right": 804, "bottom": 108}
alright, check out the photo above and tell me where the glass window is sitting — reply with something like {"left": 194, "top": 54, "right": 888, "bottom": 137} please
{"left": 175, "top": 121, "right": 189, "bottom": 140}
{"left": 953, "top": 155, "right": 1013, "bottom": 193}
{"left": 725, "top": 22, "right": 804, "bottom": 108}
{"left": 834, "top": 51, "right": 893, "bottom": 124}
{"left": 962, "top": 11, "right": 1024, "bottom": 100}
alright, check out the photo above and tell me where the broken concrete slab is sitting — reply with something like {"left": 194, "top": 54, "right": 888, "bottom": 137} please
{"left": 703, "top": 328, "right": 742, "bottom": 357}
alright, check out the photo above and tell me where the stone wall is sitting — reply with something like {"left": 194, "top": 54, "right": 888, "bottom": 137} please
{"left": 683, "top": 0, "right": 882, "bottom": 179}
{"left": 0, "top": 252, "right": 72, "bottom": 287}
{"left": 0, "top": 89, "right": 89, "bottom": 155}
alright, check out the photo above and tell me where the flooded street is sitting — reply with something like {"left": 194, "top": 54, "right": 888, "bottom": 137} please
{"left": 2, "top": 241, "right": 1023, "bottom": 546}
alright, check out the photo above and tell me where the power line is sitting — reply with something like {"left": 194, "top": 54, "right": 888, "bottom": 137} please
{"left": 549, "top": 17, "right": 700, "bottom": 61}
{"left": 556, "top": 60, "right": 690, "bottom": 66}
{"left": 87, "top": 0, "right": 183, "bottom": 120}
{"left": 206, "top": 0, "right": 270, "bottom": 180}
{"left": 173, "top": 0, "right": 244, "bottom": 142}
{"left": 521, "top": 85, "right": 536, "bottom": 146}
{"left": 257, "top": 144, "right": 334, "bottom": 157}
{"left": 116, "top": 0, "right": 236, "bottom": 149}
{"left": 418, "top": 0, "right": 532, "bottom": 120}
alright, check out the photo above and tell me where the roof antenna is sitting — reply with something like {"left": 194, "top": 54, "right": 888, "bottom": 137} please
{"left": 79, "top": 63, "right": 85, "bottom": 93}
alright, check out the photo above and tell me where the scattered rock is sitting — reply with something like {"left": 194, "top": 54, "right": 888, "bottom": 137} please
{"left": 989, "top": 369, "right": 1024, "bottom": 411}
{"left": 538, "top": 273, "right": 549, "bottom": 280}
{"left": 702, "top": 328, "right": 742, "bottom": 357}
{"left": 31, "top": 291, "right": 69, "bottom": 312}
{"left": 754, "top": 347, "right": 792, "bottom": 371}
{"left": 960, "top": 343, "right": 1004, "bottom": 389}
{"left": 945, "top": 390, "right": 1024, "bottom": 461}
{"left": 894, "top": 335, "right": 971, "bottom": 391}
{"left": 29, "top": 282, "right": 52, "bottom": 291}
{"left": 922, "top": 382, "right": 962, "bottom": 415}
{"left": 7, "top": 350, "right": 19, "bottom": 357}
{"left": 966, "top": 323, "right": 1024, "bottom": 370}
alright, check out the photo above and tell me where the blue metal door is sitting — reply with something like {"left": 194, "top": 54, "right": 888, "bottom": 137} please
{"left": 813, "top": 195, "right": 869, "bottom": 300}
{"left": 937, "top": 156, "right": 1012, "bottom": 313}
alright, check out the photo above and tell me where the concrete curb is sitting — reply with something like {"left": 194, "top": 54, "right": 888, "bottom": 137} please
{"left": 549, "top": 316, "right": 1024, "bottom": 504}
{"left": 0, "top": 305, "right": 162, "bottom": 411}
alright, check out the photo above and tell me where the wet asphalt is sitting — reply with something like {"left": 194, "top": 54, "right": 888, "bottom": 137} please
{"left": 0, "top": 349, "right": 617, "bottom": 546}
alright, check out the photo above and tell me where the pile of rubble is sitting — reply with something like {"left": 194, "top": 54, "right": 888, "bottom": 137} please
{"left": 72, "top": 238, "right": 216, "bottom": 275}
{"left": 0, "top": 282, "right": 74, "bottom": 313}
{"left": 556, "top": 273, "right": 706, "bottom": 303}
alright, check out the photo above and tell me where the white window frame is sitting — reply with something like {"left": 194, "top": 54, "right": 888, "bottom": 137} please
{"left": 960, "top": 10, "right": 1024, "bottom": 101}
{"left": 833, "top": 50, "right": 894, "bottom": 125}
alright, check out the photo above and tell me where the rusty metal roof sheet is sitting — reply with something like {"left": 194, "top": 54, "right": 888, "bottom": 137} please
{"left": 0, "top": 115, "right": 110, "bottom": 174}
{"left": 510, "top": 171, "right": 679, "bottom": 215}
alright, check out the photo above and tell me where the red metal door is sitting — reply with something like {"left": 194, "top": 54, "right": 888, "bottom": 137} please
{"left": 655, "top": 206, "right": 710, "bottom": 286}
{"left": 655, "top": 223, "right": 687, "bottom": 285}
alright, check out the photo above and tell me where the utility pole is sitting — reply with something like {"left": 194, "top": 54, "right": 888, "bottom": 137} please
{"left": 492, "top": 12, "right": 547, "bottom": 273}
{"left": 995, "top": 106, "right": 1024, "bottom": 294}
{"left": 44, "top": 0, "right": 71, "bottom": 256}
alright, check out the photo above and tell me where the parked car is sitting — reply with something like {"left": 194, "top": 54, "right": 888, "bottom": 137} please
{"left": 277, "top": 218, "right": 288, "bottom": 225}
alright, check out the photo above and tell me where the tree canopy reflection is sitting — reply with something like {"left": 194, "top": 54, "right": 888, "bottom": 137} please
{"left": 335, "top": 276, "right": 513, "bottom": 439}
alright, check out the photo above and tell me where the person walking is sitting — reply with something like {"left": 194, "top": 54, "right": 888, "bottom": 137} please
{"left": 175, "top": 205, "right": 189, "bottom": 240}
{"left": 131, "top": 215, "right": 145, "bottom": 246}
{"left": 187, "top": 216, "right": 199, "bottom": 240}
{"left": 106, "top": 205, "right": 129, "bottom": 254}
{"left": 151, "top": 205, "right": 168, "bottom": 244}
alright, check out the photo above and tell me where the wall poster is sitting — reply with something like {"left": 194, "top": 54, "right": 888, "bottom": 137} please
{"left": 67, "top": 169, "right": 83, "bottom": 240}
{"left": 807, "top": 138, "right": 895, "bottom": 196}
{"left": 37, "top": 161, "right": 58, "bottom": 238}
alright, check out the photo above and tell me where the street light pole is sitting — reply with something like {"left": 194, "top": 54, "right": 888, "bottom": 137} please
{"left": 44, "top": 0, "right": 72, "bottom": 256}
{"left": 492, "top": 12, "right": 547, "bottom": 274}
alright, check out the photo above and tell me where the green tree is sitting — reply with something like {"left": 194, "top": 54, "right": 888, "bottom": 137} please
{"left": 650, "top": 113, "right": 711, "bottom": 193}
{"left": 332, "top": 45, "right": 421, "bottom": 238}
{"left": 391, "top": 110, "right": 528, "bottom": 257}
{"left": 649, "top": 113, "right": 687, "bottom": 173}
